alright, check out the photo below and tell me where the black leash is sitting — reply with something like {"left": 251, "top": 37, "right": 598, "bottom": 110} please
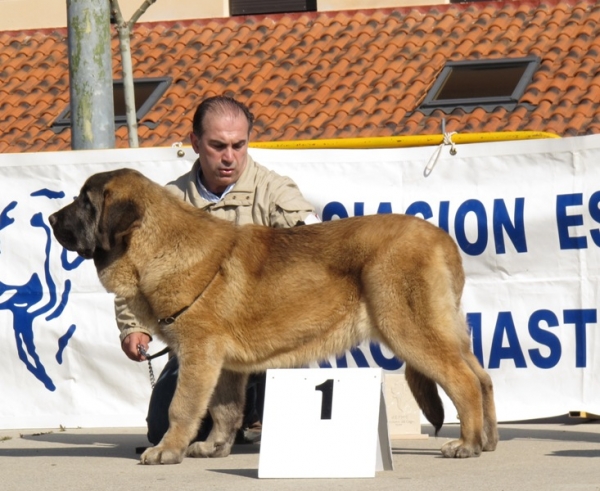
{"left": 137, "top": 345, "right": 170, "bottom": 388}
{"left": 139, "top": 269, "right": 219, "bottom": 387}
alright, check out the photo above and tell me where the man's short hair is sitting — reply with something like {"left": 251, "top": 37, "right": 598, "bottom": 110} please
{"left": 192, "top": 96, "right": 254, "bottom": 138}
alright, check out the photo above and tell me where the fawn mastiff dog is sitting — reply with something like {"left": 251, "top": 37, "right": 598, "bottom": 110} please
{"left": 49, "top": 168, "right": 498, "bottom": 465}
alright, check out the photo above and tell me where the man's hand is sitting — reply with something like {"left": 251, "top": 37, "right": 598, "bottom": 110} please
{"left": 122, "top": 332, "right": 151, "bottom": 361}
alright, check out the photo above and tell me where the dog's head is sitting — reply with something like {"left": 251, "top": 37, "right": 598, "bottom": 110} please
{"left": 49, "top": 169, "right": 143, "bottom": 260}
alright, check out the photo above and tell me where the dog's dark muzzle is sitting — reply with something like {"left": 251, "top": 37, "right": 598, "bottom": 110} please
{"left": 49, "top": 208, "right": 94, "bottom": 259}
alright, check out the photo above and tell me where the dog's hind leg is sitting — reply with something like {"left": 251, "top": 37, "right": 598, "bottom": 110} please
{"left": 377, "top": 316, "right": 486, "bottom": 458}
{"left": 404, "top": 364, "right": 444, "bottom": 434}
{"left": 409, "top": 311, "right": 498, "bottom": 453}
{"left": 187, "top": 370, "right": 247, "bottom": 458}
{"left": 141, "top": 346, "right": 224, "bottom": 465}
{"left": 404, "top": 345, "right": 485, "bottom": 458}
{"left": 462, "top": 348, "right": 498, "bottom": 451}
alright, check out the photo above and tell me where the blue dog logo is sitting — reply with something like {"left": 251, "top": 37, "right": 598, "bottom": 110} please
{"left": 0, "top": 189, "right": 83, "bottom": 391}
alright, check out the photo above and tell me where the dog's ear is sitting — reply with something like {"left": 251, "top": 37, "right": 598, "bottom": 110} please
{"left": 95, "top": 189, "right": 142, "bottom": 251}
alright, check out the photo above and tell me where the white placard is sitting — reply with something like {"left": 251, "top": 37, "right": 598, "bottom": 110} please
{"left": 258, "top": 368, "right": 393, "bottom": 479}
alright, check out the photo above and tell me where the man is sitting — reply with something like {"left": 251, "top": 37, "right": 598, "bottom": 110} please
{"left": 117, "top": 95, "right": 319, "bottom": 445}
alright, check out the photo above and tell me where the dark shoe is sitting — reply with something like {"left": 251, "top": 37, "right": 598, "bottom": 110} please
{"left": 235, "top": 421, "right": 262, "bottom": 444}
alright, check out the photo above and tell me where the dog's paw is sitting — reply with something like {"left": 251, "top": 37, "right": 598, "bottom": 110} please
{"left": 140, "top": 445, "right": 185, "bottom": 465}
{"left": 440, "top": 439, "right": 482, "bottom": 458}
{"left": 187, "top": 440, "right": 232, "bottom": 458}
{"left": 483, "top": 429, "right": 499, "bottom": 452}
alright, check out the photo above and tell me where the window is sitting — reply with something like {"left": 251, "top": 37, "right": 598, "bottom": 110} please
{"left": 230, "top": 0, "right": 316, "bottom": 16}
{"left": 418, "top": 56, "right": 540, "bottom": 114}
{"left": 52, "top": 77, "right": 171, "bottom": 131}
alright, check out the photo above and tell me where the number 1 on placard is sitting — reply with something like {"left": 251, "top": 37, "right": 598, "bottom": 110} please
{"left": 315, "top": 379, "right": 334, "bottom": 420}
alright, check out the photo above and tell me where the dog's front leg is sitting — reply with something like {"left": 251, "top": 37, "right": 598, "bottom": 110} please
{"left": 187, "top": 369, "right": 247, "bottom": 458}
{"left": 141, "top": 351, "right": 222, "bottom": 465}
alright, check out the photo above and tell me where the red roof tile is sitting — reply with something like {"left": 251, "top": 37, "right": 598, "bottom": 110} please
{"left": 0, "top": 0, "right": 599, "bottom": 153}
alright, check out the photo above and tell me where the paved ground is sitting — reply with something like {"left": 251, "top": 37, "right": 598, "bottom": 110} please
{"left": 1, "top": 417, "right": 599, "bottom": 491}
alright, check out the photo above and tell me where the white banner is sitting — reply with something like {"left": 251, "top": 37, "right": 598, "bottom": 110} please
{"left": 1, "top": 134, "right": 599, "bottom": 429}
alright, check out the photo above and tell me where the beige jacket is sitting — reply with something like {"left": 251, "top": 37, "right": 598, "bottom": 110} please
{"left": 116, "top": 155, "right": 316, "bottom": 342}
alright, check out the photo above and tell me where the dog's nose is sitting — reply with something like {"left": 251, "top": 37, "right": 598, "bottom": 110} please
{"left": 48, "top": 213, "right": 57, "bottom": 226}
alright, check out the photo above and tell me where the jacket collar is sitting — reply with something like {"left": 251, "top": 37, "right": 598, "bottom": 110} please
{"left": 189, "top": 155, "right": 256, "bottom": 209}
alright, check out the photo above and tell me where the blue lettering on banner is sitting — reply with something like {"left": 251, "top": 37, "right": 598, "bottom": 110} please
{"left": 323, "top": 197, "right": 528, "bottom": 256}
{"left": 322, "top": 201, "right": 349, "bottom": 221}
{"left": 317, "top": 346, "right": 368, "bottom": 369}
{"left": 527, "top": 310, "right": 561, "bottom": 369}
{"left": 467, "top": 312, "right": 484, "bottom": 366}
{"left": 488, "top": 312, "right": 527, "bottom": 369}
{"left": 369, "top": 341, "right": 403, "bottom": 370}
{"left": 564, "top": 309, "right": 597, "bottom": 368}
{"left": 332, "top": 198, "right": 527, "bottom": 256}
{"left": 405, "top": 201, "right": 433, "bottom": 221}
{"left": 590, "top": 191, "right": 600, "bottom": 246}
{"left": 493, "top": 198, "right": 527, "bottom": 253}
{"left": 319, "top": 308, "right": 598, "bottom": 372}
{"left": 322, "top": 201, "right": 393, "bottom": 221}
{"left": 470, "top": 309, "right": 597, "bottom": 370}
{"left": 377, "top": 202, "right": 392, "bottom": 214}
{"left": 556, "top": 194, "right": 587, "bottom": 249}
{"left": 324, "top": 193, "right": 600, "bottom": 254}
{"left": 454, "top": 199, "right": 488, "bottom": 256}
{"left": 318, "top": 342, "right": 403, "bottom": 371}
{"left": 556, "top": 192, "right": 600, "bottom": 250}
{"left": 408, "top": 198, "right": 527, "bottom": 256}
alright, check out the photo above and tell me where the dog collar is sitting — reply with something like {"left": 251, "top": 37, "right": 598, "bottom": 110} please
{"left": 157, "top": 306, "right": 190, "bottom": 327}
{"left": 156, "top": 267, "right": 220, "bottom": 327}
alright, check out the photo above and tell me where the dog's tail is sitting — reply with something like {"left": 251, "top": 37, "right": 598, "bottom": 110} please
{"left": 404, "top": 365, "right": 444, "bottom": 435}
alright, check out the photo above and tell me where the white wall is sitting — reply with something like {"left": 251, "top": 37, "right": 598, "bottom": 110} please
{"left": 0, "top": 0, "right": 228, "bottom": 32}
{"left": 319, "top": 0, "right": 446, "bottom": 11}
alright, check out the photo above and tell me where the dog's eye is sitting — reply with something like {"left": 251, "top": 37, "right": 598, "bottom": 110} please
{"left": 80, "top": 192, "right": 97, "bottom": 214}
{"left": 73, "top": 193, "right": 89, "bottom": 209}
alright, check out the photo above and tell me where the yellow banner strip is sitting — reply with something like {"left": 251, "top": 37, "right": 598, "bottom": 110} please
{"left": 249, "top": 131, "right": 560, "bottom": 150}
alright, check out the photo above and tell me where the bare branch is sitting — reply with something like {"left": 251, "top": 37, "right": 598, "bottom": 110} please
{"left": 108, "top": 0, "right": 158, "bottom": 147}
{"left": 128, "top": 0, "right": 158, "bottom": 27}
{"left": 109, "top": 0, "right": 147, "bottom": 148}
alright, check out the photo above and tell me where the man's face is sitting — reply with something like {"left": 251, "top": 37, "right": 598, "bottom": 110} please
{"left": 190, "top": 111, "right": 250, "bottom": 195}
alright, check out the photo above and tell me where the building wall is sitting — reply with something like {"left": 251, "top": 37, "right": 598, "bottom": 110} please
{"left": 0, "top": 0, "right": 447, "bottom": 32}
{"left": 0, "top": 0, "right": 226, "bottom": 32}
{"left": 319, "top": 0, "right": 444, "bottom": 11}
